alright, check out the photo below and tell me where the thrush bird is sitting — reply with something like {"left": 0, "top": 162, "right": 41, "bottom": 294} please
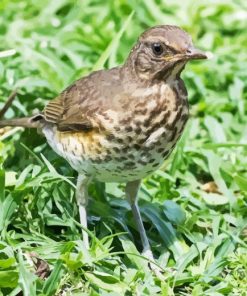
{"left": 0, "top": 25, "right": 206, "bottom": 259}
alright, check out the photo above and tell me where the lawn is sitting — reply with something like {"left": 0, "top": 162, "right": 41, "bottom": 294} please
{"left": 0, "top": 0, "right": 247, "bottom": 295}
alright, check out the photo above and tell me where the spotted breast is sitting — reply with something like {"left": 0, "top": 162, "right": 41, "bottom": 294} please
{"left": 42, "top": 73, "right": 189, "bottom": 183}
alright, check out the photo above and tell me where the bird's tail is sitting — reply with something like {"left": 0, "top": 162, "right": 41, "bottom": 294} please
{"left": 0, "top": 114, "right": 44, "bottom": 129}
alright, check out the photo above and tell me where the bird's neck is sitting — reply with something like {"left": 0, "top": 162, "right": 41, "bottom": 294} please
{"left": 162, "top": 62, "right": 186, "bottom": 82}
{"left": 122, "top": 55, "right": 186, "bottom": 86}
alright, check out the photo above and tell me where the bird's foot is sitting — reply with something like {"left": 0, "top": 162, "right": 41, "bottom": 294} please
{"left": 142, "top": 249, "right": 165, "bottom": 280}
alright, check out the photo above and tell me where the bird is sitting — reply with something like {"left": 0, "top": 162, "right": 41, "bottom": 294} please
{"left": 0, "top": 25, "right": 207, "bottom": 261}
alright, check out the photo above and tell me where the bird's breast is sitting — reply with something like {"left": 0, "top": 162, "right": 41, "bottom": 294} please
{"left": 42, "top": 80, "right": 189, "bottom": 182}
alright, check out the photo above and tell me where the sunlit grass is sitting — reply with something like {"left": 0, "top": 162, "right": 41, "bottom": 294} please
{"left": 0, "top": 0, "right": 246, "bottom": 295}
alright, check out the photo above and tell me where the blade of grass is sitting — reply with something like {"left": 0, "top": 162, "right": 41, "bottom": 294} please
{"left": 18, "top": 250, "right": 37, "bottom": 296}
{"left": 92, "top": 11, "right": 134, "bottom": 71}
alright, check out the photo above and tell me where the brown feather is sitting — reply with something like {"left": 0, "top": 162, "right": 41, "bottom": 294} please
{"left": 42, "top": 68, "right": 125, "bottom": 132}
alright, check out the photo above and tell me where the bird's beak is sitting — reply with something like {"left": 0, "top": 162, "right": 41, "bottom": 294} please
{"left": 162, "top": 47, "right": 207, "bottom": 62}
{"left": 186, "top": 47, "right": 207, "bottom": 60}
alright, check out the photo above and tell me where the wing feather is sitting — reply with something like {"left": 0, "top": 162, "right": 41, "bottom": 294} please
{"left": 43, "top": 67, "right": 122, "bottom": 132}
{"left": 43, "top": 84, "right": 93, "bottom": 132}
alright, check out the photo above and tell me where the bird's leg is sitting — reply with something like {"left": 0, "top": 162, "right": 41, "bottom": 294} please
{"left": 125, "top": 180, "right": 153, "bottom": 258}
{"left": 76, "top": 174, "right": 91, "bottom": 249}
{"left": 126, "top": 180, "right": 165, "bottom": 278}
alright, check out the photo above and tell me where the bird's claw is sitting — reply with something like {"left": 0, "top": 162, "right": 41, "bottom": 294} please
{"left": 142, "top": 249, "right": 165, "bottom": 280}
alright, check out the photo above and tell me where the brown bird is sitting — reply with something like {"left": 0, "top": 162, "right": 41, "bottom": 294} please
{"left": 0, "top": 25, "right": 206, "bottom": 260}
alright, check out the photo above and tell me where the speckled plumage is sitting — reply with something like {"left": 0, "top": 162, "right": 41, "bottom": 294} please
{"left": 39, "top": 25, "right": 201, "bottom": 182}
{"left": 0, "top": 25, "right": 205, "bottom": 182}
{"left": 43, "top": 74, "right": 189, "bottom": 182}
{"left": 0, "top": 25, "right": 207, "bottom": 259}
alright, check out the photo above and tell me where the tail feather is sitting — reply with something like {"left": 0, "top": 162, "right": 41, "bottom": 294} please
{"left": 0, "top": 114, "right": 44, "bottom": 129}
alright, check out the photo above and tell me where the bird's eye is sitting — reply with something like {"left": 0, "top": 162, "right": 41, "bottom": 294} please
{"left": 152, "top": 43, "right": 164, "bottom": 56}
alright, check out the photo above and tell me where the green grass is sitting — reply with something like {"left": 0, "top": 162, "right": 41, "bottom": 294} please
{"left": 0, "top": 0, "right": 247, "bottom": 295}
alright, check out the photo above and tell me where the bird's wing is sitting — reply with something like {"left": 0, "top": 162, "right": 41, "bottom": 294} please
{"left": 44, "top": 93, "right": 94, "bottom": 132}
{"left": 43, "top": 68, "right": 124, "bottom": 132}
{"left": 43, "top": 75, "right": 99, "bottom": 132}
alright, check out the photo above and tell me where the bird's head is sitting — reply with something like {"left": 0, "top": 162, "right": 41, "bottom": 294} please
{"left": 126, "top": 25, "right": 207, "bottom": 82}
